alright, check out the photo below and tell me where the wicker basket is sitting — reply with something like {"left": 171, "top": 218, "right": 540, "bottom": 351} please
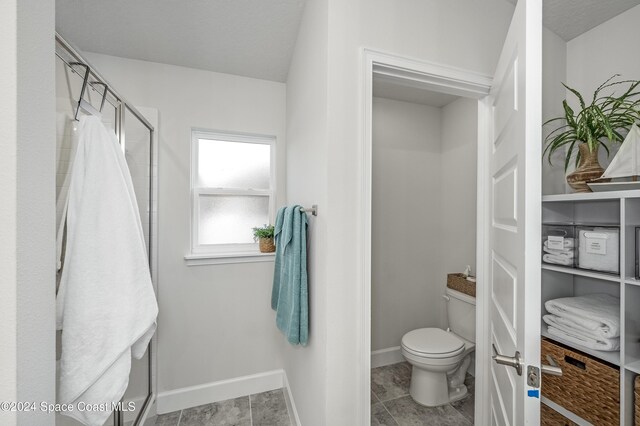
{"left": 541, "top": 338, "right": 619, "bottom": 426}
{"left": 541, "top": 402, "right": 577, "bottom": 426}
{"left": 259, "top": 237, "right": 275, "bottom": 253}
{"left": 635, "top": 375, "right": 640, "bottom": 426}
{"left": 446, "top": 273, "right": 476, "bottom": 297}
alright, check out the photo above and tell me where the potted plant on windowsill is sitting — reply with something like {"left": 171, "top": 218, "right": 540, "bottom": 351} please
{"left": 544, "top": 75, "right": 640, "bottom": 192}
{"left": 253, "top": 224, "right": 275, "bottom": 253}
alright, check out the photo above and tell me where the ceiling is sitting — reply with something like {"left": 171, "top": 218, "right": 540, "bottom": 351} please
{"left": 373, "top": 75, "right": 460, "bottom": 108}
{"left": 505, "top": 0, "right": 640, "bottom": 41}
{"left": 56, "top": 0, "right": 640, "bottom": 84}
{"left": 55, "top": 0, "right": 306, "bottom": 83}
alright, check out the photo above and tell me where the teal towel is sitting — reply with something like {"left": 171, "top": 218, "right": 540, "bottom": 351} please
{"left": 271, "top": 205, "right": 309, "bottom": 346}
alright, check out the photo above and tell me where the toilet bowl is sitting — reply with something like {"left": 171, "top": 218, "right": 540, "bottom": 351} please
{"left": 401, "top": 288, "right": 476, "bottom": 407}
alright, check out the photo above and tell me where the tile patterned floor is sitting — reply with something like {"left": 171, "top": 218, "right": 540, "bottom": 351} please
{"left": 371, "top": 362, "right": 474, "bottom": 426}
{"left": 153, "top": 388, "right": 292, "bottom": 426}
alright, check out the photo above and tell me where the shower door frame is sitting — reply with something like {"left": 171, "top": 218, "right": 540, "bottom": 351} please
{"left": 115, "top": 103, "right": 158, "bottom": 426}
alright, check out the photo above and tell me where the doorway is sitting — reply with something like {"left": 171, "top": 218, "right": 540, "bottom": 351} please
{"left": 360, "top": 50, "right": 493, "bottom": 425}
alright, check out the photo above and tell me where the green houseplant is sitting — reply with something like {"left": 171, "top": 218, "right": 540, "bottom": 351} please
{"left": 544, "top": 75, "right": 640, "bottom": 192}
{"left": 253, "top": 224, "right": 275, "bottom": 253}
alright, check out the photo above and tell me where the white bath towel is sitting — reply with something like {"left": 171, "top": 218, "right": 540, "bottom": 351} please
{"left": 543, "top": 253, "right": 573, "bottom": 266}
{"left": 547, "top": 325, "right": 620, "bottom": 351}
{"left": 56, "top": 116, "right": 158, "bottom": 426}
{"left": 544, "top": 293, "right": 620, "bottom": 338}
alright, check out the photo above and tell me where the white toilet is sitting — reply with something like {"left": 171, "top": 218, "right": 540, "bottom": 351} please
{"left": 401, "top": 287, "right": 476, "bottom": 407}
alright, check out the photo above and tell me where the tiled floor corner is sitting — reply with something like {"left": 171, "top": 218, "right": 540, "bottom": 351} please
{"left": 371, "top": 362, "right": 474, "bottom": 425}
{"left": 153, "top": 388, "right": 292, "bottom": 426}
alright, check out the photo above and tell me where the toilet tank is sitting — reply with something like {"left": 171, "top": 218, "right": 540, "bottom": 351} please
{"left": 445, "top": 288, "right": 476, "bottom": 343}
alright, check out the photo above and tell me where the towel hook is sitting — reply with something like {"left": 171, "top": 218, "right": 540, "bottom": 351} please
{"left": 90, "top": 81, "right": 109, "bottom": 112}
{"left": 70, "top": 62, "right": 90, "bottom": 121}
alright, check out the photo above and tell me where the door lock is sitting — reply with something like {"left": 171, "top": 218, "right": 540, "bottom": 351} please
{"left": 527, "top": 365, "right": 540, "bottom": 387}
{"left": 492, "top": 344, "right": 523, "bottom": 376}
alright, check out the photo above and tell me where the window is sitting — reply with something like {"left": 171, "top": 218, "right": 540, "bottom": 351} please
{"left": 188, "top": 130, "right": 276, "bottom": 261}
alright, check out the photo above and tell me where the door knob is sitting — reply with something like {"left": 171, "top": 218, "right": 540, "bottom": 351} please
{"left": 541, "top": 355, "right": 562, "bottom": 376}
{"left": 492, "top": 343, "right": 523, "bottom": 376}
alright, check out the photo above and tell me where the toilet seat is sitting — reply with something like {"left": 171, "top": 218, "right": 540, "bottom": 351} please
{"left": 401, "top": 328, "right": 465, "bottom": 359}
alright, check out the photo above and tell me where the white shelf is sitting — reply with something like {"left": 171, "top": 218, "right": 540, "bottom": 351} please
{"left": 541, "top": 397, "right": 592, "bottom": 426}
{"left": 542, "top": 264, "right": 621, "bottom": 283}
{"left": 541, "top": 326, "right": 620, "bottom": 366}
{"left": 625, "top": 358, "right": 640, "bottom": 374}
{"left": 543, "top": 190, "right": 640, "bottom": 202}
{"left": 624, "top": 277, "right": 640, "bottom": 286}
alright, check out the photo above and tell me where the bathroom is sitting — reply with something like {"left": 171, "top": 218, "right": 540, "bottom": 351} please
{"left": 369, "top": 77, "right": 479, "bottom": 424}
{"left": 5, "top": 1, "right": 640, "bottom": 426}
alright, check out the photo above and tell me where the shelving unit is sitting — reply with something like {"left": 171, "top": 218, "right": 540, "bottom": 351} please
{"left": 541, "top": 190, "right": 640, "bottom": 426}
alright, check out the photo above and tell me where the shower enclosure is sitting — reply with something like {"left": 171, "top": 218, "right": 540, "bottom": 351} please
{"left": 55, "top": 33, "right": 158, "bottom": 426}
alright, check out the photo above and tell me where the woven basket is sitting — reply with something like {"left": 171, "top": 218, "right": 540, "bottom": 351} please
{"left": 635, "top": 375, "right": 640, "bottom": 426}
{"left": 446, "top": 273, "right": 476, "bottom": 297}
{"left": 541, "top": 402, "right": 577, "bottom": 426}
{"left": 259, "top": 237, "right": 275, "bottom": 253}
{"left": 541, "top": 338, "right": 619, "bottom": 426}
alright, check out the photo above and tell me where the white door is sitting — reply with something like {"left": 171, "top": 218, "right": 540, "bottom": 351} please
{"left": 485, "top": 0, "right": 542, "bottom": 424}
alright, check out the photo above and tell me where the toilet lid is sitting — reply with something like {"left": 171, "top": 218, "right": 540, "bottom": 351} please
{"left": 402, "top": 328, "right": 465, "bottom": 357}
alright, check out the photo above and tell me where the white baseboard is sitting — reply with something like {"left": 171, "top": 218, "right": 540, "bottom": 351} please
{"left": 282, "top": 371, "right": 301, "bottom": 426}
{"left": 371, "top": 346, "right": 403, "bottom": 368}
{"left": 157, "top": 370, "right": 284, "bottom": 414}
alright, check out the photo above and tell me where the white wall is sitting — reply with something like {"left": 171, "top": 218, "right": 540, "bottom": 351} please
{"left": 320, "top": 1, "right": 515, "bottom": 423}
{"left": 371, "top": 97, "right": 444, "bottom": 350}
{"left": 567, "top": 5, "right": 640, "bottom": 105}
{"left": 440, "top": 97, "right": 478, "bottom": 311}
{"left": 566, "top": 4, "right": 640, "bottom": 172}
{"left": 83, "top": 53, "right": 288, "bottom": 397}
{"left": 281, "top": 0, "right": 329, "bottom": 423}
{"left": 541, "top": 28, "right": 568, "bottom": 195}
{"left": 0, "top": 1, "right": 56, "bottom": 425}
{"left": 371, "top": 96, "right": 478, "bottom": 352}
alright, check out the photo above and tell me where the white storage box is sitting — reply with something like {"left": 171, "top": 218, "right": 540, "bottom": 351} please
{"left": 576, "top": 226, "right": 620, "bottom": 274}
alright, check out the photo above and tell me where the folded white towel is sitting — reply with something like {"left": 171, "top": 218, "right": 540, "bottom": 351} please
{"left": 544, "top": 239, "right": 574, "bottom": 250}
{"left": 545, "top": 293, "right": 620, "bottom": 338}
{"left": 547, "top": 325, "right": 620, "bottom": 351}
{"left": 543, "top": 314, "right": 616, "bottom": 343}
{"left": 56, "top": 116, "right": 158, "bottom": 426}
{"left": 543, "top": 247, "right": 574, "bottom": 257}
{"left": 543, "top": 253, "right": 573, "bottom": 266}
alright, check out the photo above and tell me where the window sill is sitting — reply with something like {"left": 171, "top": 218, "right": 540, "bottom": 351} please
{"left": 184, "top": 252, "right": 275, "bottom": 266}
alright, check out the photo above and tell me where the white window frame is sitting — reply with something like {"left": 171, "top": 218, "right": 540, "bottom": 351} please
{"left": 187, "top": 129, "right": 276, "bottom": 263}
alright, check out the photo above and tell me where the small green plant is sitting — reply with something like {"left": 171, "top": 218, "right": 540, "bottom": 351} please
{"left": 252, "top": 224, "right": 274, "bottom": 241}
{"left": 544, "top": 75, "right": 640, "bottom": 170}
